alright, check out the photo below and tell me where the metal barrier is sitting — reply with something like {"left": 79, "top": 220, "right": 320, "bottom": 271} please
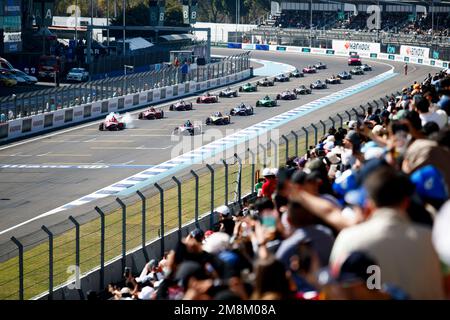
{"left": 0, "top": 53, "right": 250, "bottom": 122}
{"left": 0, "top": 90, "right": 400, "bottom": 300}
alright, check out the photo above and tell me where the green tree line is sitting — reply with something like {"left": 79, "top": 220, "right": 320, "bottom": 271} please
{"left": 54, "top": 0, "right": 270, "bottom": 25}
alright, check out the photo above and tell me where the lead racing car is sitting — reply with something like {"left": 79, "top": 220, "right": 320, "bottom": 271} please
{"left": 350, "top": 66, "right": 365, "bottom": 75}
{"left": 256, "top": 78, "right": 274, "bottom": 87}
{"left": 256, "top": 95, "right": 277, "bottom": 107}
{"left": 99, "top": 112, "right": 127, "bottom": 131}
{"left": 205, "top": 112, "right": 231, "bottom": 125}
{"left": 138, "top": 107, "right": 164, "bottom": 120}
{"left": 172, "top": 120, "right": 202, "bottom": 136}
{"left": 196, "top": 92, "right": 219, "bottom": 103}
{"left": 230, "top": 103, "right": 254, "bottom": 116}
{"left": 219, "top": 87, "right": 238, "bottom": 98}
{"left": 239, "top": 82, "right": 259, "bottom": 91}
{"left": 169, "top": 100, "right": 193, "bottom": 111}
{"left": 294, "top": 85, "right": 312, "bottom": 95}
{"left": 310, "top": 80, "right": 328, "bottom": 89}
{"left": 276, "top": 90, "right": 297, "bottom": 100}
{"left": 361, "top": 64, "right": 373, "bottom": 71}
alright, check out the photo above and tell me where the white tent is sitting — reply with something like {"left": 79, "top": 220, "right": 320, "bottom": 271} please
{"left": 117, "top": 37, "right": 154, "bottom": 51}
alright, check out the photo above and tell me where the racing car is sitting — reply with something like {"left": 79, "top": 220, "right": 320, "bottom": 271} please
{"left": 310, "top": 80, "right": 328, "bottom": 89}
{"left": 289, "top": 69, "right": 305, "bottom": 78}
{"left": 325, "top": 75, "right": 342, "bottom": 84}
{"left": 337, "top": 71, "right": 352, "bottom": 80}
{"left": 172, "top": 120, "right": 202, "bottom": 136}
{"left": 219, "top": 87, "right": 239, "bottom": 98}
{"left": 256, "top": 78, "right": 274, "bottom": 87}
{"left": 361, "top": 64, "right": 373, "bottom": 71}
{"left": 350, "top": 66, "right": 365, "bottom": 75}
{"left": 229, "top": 103, "right": 254, "bottom": 116}
{"left": 276, "top": 90, "right": 297, "bottom": 100}
{"left": 274, "top": 74, "right": 290, "bottom": 82}
{"left": 239, "top": 82, "right": 259, "bottom": 91}
{"left": 294, "top": 85, "right": 312, "bottom": 95}
{"left": 138, "top": 107, "right": 164, "bottom": 120}
{"left": 99, "top": 112, "right": 126, "bottom": 131}
{"left": 256, "top": 95, "right": 277, "bottom": 107}
{"left": 169, "top": 100, "right": 193, "bottom": 111}
{"left": 196, "top": 92, "right": 219, "bottom": 104}
{"left": 314, "top": 62, "right": 327, "bottom": 69}
{"left": 302, "top": 66, "right": 317, "bottom": 73}
{"left": 205, "top": 112, "right": 231, "bottom": 125}
{"left": 348, "top": 54, "right": 362, "bottom": 66}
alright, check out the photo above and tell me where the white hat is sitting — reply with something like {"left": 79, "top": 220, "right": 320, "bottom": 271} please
{"left": 262, "top": 167, "right": 274, "bottom": 176}
{"left": 138, "top": 286, "right": 155, "bottom": 300}
{"left": 347, "top": 120, "right": 357, "bottom": 130}
{"left": 372, "top": 125, "right": 386, "bottom": 136}
{"left": 203, "top": 232, "right": 231, "bottom": 254}
{"left": 271, "top": 168, "right": 279, "bottom": 176}
{"left": 433, "top": 200, "right": 450, "bottom": 265}
{"left": 215, "top": 205, "right": 230, "bottom": 217}
{"left": 364, "top": 147, "right": 385, "bottom": 160}
{"left": 326, "top": 135, "right": 335, "bottom": 142}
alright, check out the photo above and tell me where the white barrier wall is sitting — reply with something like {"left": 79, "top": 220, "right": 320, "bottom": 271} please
{"left": 0, "top": 70, "right": 252, "bottom": 144}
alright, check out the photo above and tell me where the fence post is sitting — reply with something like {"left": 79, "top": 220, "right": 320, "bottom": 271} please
{"left": 190, "top": 170, "right": 200, "bottom": 228}
{"left": 68, "top": 216, "right": 80, "bottom": 290}
{"left": 41, "top": 225, "right": 53, "bottom": 300}
{"left": 345, "top": 110, "right": 352, "bottom": 121}
{"left": 290, "top": 130, "right": 299, "bottom": 156}
{"left": 301, "top": 127, "right": 309, "bottom": 152}
{"left": 270, "top": 139, "right": 278, "bottom": 167}
{"left": 222, "top": 159, "right": 229, "bottom": 206}
{"left": 172, "top": 176, "right": 183, "bottom": 242}
{"left": 311, "top": 123, "right": 318, "bottom": 146}
{"left": 136, "top": 190, "right": 149, "bottom": 261}
{"left": 154, "top": 183, "right": 165, "bottom": 258}
{"left": 328, "top": 117, "right": 335, "bottom": 129}
{"left": 247, "top": 148, "right": 256, "bottom": 194}
{"left": 352, "top": 107, "right": 359, "bottom": 118}
{"left": 206, "top": 164, "right": 215, "bottom": 229}
{"left": 359, "top": 104, "right": 366, "bottom": 113}
{"left": 234, "top": 153, "right": 242, "bottom": 205}
{"left": 116, "top": 197, "right": 127, "bottom": 272}
{"left": 94, "top": 206, "right": 105, "bottom": 291}
{"left": 373, "top": 99, "right": 379, "bottom": 110}
{"left": 281, "top": 135, "right": 289, "bottom": 162}
{"left": 258, "top": 143, "right": 267, "bottom": 168}
{"left": 319, "top": 120, "right": 327, "bottom": 136}
{"left": 10, "top": 237, "right": 24, "bottom": 300}
{"left": 337, "top": 113, "right": 344, "bottom": 128}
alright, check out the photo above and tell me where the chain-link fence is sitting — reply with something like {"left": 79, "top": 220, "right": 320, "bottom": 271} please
{"left": 0, "top": 87, "right": 401, "bottom": 300}
{"left": 0, "top": 53, "right": 251, "bottom": 122}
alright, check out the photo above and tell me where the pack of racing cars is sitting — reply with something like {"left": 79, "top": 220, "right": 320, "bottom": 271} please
{"left": 98, "top": 58, "right": 375, "bottom": 134}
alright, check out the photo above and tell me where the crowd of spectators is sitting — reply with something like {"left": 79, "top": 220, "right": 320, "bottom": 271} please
{"left": 88, "top": 67, "right": 450, "bottom": 301}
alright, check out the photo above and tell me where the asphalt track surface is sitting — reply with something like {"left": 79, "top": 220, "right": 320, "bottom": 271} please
{"left": 0, "top": 48, "right": 440, "bottom": 245}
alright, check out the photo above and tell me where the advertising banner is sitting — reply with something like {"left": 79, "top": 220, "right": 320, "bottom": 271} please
{"left": 400, "top": 45, "right": 430, "bottom": 59}
{"left": 332, "top": 40, "right": 381, "bottom": 56}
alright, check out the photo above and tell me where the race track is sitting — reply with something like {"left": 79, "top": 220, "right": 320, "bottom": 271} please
{"left": 0, "top": 47, "right": 439, "bottom": 244}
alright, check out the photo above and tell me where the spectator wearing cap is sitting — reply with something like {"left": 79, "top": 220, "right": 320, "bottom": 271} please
{"left": 214, "top": 205, "right": 235, "bottom": 236}
{"left": 341, "top": 130, "right": 362, "bottom": 169}
{"left": 330, "top": 166, "right": 445, "bottom": 299}
{"left": 261, "top": 168, "right": 277, "bottom": 199}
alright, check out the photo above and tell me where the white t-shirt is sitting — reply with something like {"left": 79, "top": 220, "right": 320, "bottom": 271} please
{"left": 420, "top": 111, "right": 447, "bottom": 129}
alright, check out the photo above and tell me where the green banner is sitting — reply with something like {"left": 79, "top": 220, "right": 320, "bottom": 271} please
{"left": 404, "top": 57, "right": 409, "bottom": 62}
{"left": 418, "top": 59, "right": 423, "bottom": 64}
{"left": 326, "top": 49, "right": 335, "bottom": 55}
{"left": 388, "top": 55, "right": 395, "bottom": 60}
{"left": 431, "top": 60, "right": 435, "bottom": 66}
{"left": 302, "top": 48, "right": 311, "bottom": 53}
{"left": 370, "top": 53, "right": 377, "bottom": 58}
